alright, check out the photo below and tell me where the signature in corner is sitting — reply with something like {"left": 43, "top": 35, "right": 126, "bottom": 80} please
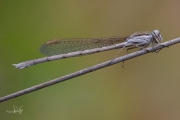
{"left": 6, "top": 105, "right": 23, "bottom": 114}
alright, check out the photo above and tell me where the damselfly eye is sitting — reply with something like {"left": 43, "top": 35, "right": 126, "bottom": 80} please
{"left": 152, "top": 30, "right": 162, "bottom": 43}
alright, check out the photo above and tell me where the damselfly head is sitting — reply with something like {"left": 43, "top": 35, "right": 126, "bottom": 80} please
{"left": 152, "top": 30, "right": 163, "bottom": 43}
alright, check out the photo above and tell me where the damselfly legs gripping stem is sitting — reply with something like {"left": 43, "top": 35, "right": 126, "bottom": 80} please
{"left": 111, "top": 30, "right": 162, "bottom": 67}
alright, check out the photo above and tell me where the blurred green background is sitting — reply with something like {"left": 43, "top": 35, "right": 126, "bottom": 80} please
{"left": 1, "top": 0, "right": 180, "bottom": 119}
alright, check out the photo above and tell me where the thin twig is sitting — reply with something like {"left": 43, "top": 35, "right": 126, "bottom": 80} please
{"left": 12, "top": 43, "right": 126, "bottom": 69}
{"left": 1, "top": 37, "right": 180, "bottom": 103}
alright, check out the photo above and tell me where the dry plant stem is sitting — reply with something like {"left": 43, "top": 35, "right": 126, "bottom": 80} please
{"left": 0, "top": 38, "right": 180, "bottom": 103}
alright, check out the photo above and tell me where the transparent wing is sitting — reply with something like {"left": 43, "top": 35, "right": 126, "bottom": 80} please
{"left": 40, "top": 37, "right": 126, "bottom": 56}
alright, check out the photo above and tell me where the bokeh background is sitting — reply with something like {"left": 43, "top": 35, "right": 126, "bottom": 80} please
{"left": 1, "top": 0, "right": 180, "bottom": 119}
